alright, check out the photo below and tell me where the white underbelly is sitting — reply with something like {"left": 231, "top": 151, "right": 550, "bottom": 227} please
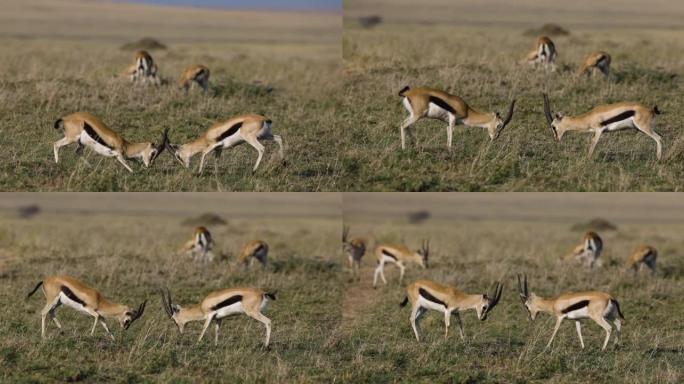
{"left": 416, "top": 297, "right": 447, "bottom": 312}
{"left": 213, "top": 302, "right": 244, "bottom": 319}
{"left": 382, "top": 255, "right": 397, "bottom": 264}
{"left": 564, "top": 307, "right": 590, "bottom": 320}
{"left": 220, "top": 132, "right": 244, "bottom": 149}
{"left": 80, "top": 132, "right": 117, "bottom": 157}
{"left": 426, "top": 103, "right": 450, "bottom": 121}
{"left": 58, "top": 292, "right": 90, "bottom": 315}
{"left": 604, "top": 118, "right": 635, "bottom": 132}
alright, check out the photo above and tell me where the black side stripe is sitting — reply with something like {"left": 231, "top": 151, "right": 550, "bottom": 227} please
{"left": 210, "top": 295, "right": 242, "bottom": 311}
{"left": 381, "top": 249, "right": 397, "bottom": 260}
{"left": 216, "top": 122, "right": 243, "bottom": 142}
{"left": 419, "top": 288, "right": 447, "bottom": 308}
{"left": 428, "top": 96, "right": 456, "bottom": 114}
{"left": 83, "top": 122, "right": 112, "bottom": 149}
{"left": 61, "top": 286, "right": 86, "bottom": 306}
{"left": 561, "top": 300, "right": 590, "bottom": 314}
{"left": 600, "top": 110, "right": 635, "bottom": 126}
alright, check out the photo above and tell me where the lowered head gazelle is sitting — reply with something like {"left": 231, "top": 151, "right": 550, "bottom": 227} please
{"left": 544, "top": 93, "right": 663, "bottom": 159}
{"left": 517, "top": 274, "right": 624, "bottom": 351}
{"left": 400, "top": 279, "right": 503, "bottom": 342}
{"left": 398, "top": 86, "right": 515, "bottom": 150}
{"left": 27, "top": 276, "right": 146, "bottom": 340}
{"left": 578, "top": 51, "right": 611, "bottom": 78}
{"left": 125, "top": 50, "right": 161, "bottom": 85}
{"left": 342, "top": 226, "right": 367, "bottom": 280}
{"left": 237, "top": 239, "right": 269, "bottom": 270}
{"left": 179, "top": 64, "right": 210, "bottom": 93}
{"left": 564, "top": 231, "right": 603, "bottom": 268}
{"left": 525, "top": 36, "right": 557, "bottom": 71}
{"left": 624, "top": 244, "right": 657, "bottom": 274}
{"left": 160, "top": 287, "right": 275, "bottom": 347}
{"left": 53, "top": 112, "right": 167, "bottom": 172}
{"left": 373, "top": 240, "right": 429, "bottom": 288}
{"left": 165, "top": 114, "right": 284, "bottom": 173}
{"left": 180, "top": 226, "right": 215, "bottom": 263}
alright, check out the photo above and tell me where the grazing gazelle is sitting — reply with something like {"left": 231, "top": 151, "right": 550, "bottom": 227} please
{"left": 160, "top": 287, "right": 275, "bottom": 347}
{"left": 26, "top": 276, "right": 146, "bottom": 340}
{"left": 517, "top": 274, "right": 624, "bottom": 351}
{"left": 565, "top": 231, "right": 603, "bottom": 268}
{"left": 179, "top": 64, "right": 210, "bottom": 93}
{"left": 237, "top": 240, "right": 269, "bottom": 269}
{"left": 342, "top": 226, "right": 367, "bottom": 280}
{"left": 397, "top": 86, "right": 515, "bottom": 150}
{"left": 125, "top": 50, "right": 161, "bottom": 85}
{"left": 165, "top": 114, "right": 284, "bottom": 173}
{"left": 53, "top": 112, "right": 167, "bottom": 172}
{"left": 624, "top": 244, "right": 657, "bottom": 274}
{"left": 373, "top": 240, "right": 429, "bottom": 288}
{"left": 543, "top": 93, "right": 663, "bottom": 159}
{"left": 525, "top": 36, "right": 557, "bottom": 71}
{"left": 400, "top": 279, "right": 503, "bottom": 341}
{"left": 578, "top": 51, "right": 611, "bottom": 77}
{"left": 180, "top": 226, "right": 215, "bottom": 263}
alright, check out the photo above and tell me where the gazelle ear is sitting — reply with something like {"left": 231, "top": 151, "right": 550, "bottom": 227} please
{"left": 495, "top": 112, "right": 501, "bottom": 118}
{"left": 555, "top": 112, "right": 564, "bottom": 120}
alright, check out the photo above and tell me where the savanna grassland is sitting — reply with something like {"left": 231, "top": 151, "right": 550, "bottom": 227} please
{"left": 341, "top": 193, "right": 684, "bottom": 383}
{"left": 0, "top": 0, "right": 341, "bottom": 191}
{"left": 0, "top": 193, "right": 344, "bottom": 382}
{"left": 342, "top": 0, "right": 684, "bottom": 191}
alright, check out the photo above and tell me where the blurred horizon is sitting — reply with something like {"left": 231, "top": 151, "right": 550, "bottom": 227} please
{"left": 123, "top": 0, "right": 340, "bottom": 11}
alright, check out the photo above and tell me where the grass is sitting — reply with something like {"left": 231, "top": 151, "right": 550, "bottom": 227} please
{"left": 1, "top": 194, "right": 682, "bottom": 383}
{"left": 341, "top": 23, "right": 684, "bottom": 191}
{"left": 0, "top": 0, "right": 341, "bottom": 191}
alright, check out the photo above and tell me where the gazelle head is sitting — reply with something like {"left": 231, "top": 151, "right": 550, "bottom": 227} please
{"left": 119, "top": 300, "right": 147, "bottom": 330}
{"left": 164, "top": 132, "right": 193, "bottom": 168}
{"left": 475, "top": 281, "right": 504, "bottom": 321}
{"left": 543, "top": 94, "right": 568, "bottom": 141}
{"left": 160, "top": 288, "right": 193, "bottom": 333}
{"left": 417, "top": 239, "right": 430, "bottom": 268}
{"left": 517, "top": 274, "right": 540, "bottom": 321}
{"left": 489, "top": 100, "right": 517, "bottom": 141}
{"left": 145, "top": 129, "right": 169, "bottom": 166}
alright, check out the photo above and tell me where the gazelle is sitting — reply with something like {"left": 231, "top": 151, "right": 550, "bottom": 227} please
{"left": 237, "top": 240, "right": 269, "bottom": 269}
{"left": 517, "top": 274, "right": 624, "bottom": 351}
{"left": 397, "top": 86, "right": 515, "bottom": 150}
{"left": 165, "top": 114, "right": 284, "bottom": 173}
{"left": 53, "top": 112, "right": 167, "bottom": 172}
{"left": 180, "top": 226, "right": 215, "bottom": 263}
{"left": 342, "top": 226, "right": 367, "bottom": 280}
{"left": 160, "top": 287, "right": 275, "bottom": 347}
{"left": 565, "top": 231, "right": 603, "bottom": 268}
{"left": 399, "top": 279, "right": 503, "bottom": 342}
{"left": 624, "top": 245, "right": 657, "bottom": 274}
{"left": 26, "top": 276, "right": 146, "bottom": 340}
{"left": 125, "top": 50, "right": 161, "bottom": 85}
{"left": 578, "top": 51, "right": 611, "bottom": 77}
{"left": 179, "top": 64, "right": 210, "bottom": 93}
{"left": 373, "top": 240, "right": 428, "bottom": 288}
{"left": 543, "top": 93, "right": 663, "bottom": 159}
{"left": 525, "top": 36, "right": 557, "bottom": 71}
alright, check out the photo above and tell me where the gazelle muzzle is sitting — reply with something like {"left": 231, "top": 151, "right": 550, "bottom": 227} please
{"left": 494, "top": 99, "right": 517, "bottom": 140}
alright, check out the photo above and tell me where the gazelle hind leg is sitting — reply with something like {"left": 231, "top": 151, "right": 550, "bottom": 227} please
{"left": 453, "top": 312, "right": 465, "bottom": 340}
{"left": 398, "top": 262, "right": 406, "bottom": 284}
{"left": 588, "top": 131, "right": 603, "bottom": 158}
{"left": 373, "top": 262, "right": 383, "bottom": 288}
{"left": 400, "top": 115, "right": 418, "bottom": 150}
{"left": 40, "top": 297, "right": 60, "bottom": 339}
{"left": 214, "top": 319, "right": 221, "bottom": 346}
{"left": 546, "top": 317, "right": 563, "bottom": 349}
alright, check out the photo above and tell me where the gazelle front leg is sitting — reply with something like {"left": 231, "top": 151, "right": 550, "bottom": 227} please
{"left": 99, "top": 318, "right": 115, "bottom": 340}
{"left": 588, "top": 130, "right": 603, "bottom": 158}
{"left": 400, "top": 116, "right": 418, "bottom": 150}
{"left": 447, "top": 114, "right": 456, "bottom": 150}
{"left": 443, "top": 309, "right": 451, "bottom": 339}
{"left": 373, "top": 262, "right": 384, "bottom": 288}
{"left": 197, "top": 315, "right": 214, "bottom": 344}
{"left": 545, "top": 317, "right": 564, "bottom": 349}
{"left": 115, "top": 153, "right": 134, "bottom": 173}
{"left": 198, "top": 143, "right": 221, "bottom": 175}
{"left": 398, "top": 262, "right": 406, "bottom": 284}
{"left": 246, "top": 310, "right": 272, "bottom": 347}
{"left": 575, "top": 321, "right": 585, "bottom": 349}
{"left": 453, "top": 311, "right": 465, "bottom": 340}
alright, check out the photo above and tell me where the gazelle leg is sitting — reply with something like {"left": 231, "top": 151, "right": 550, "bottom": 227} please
{"left": 545, "top": 317, "right": 563, "bottom": 349}
{"left": 444, "top": 309, "right": 451, "bottom": 340}
{"left": 373, "top": 263, "right": 382, "bottom": 288}
{"left": 447, "top": 114, "right": 455, "bottom": 150}
{"left": 242, "top": 136, "right": 265, "bottom": 172}
{"left": 410, "top": 305, "right": 421, "bottom": 341}
{"left": 40, "top": 298, "right": 59, "bottom": 339}
{"left": 272, "top": 134, "right": 284, "bottom": 159}
{"left": 91, "top": 315, "right": 99, "bottom": 336}
{"left": 379, "top": 262, "right": 388, "bottom": 285}
{"left": 642, "top": 128, "right": 663, "bottom": 160}
{"left": 198, "top": 144, "right": 220, "bottom": 175}
{"left": 588, "top": 131, "right": 603, "bottom": 158}
{"left": 453, "top": 312, "right": 465, "bottom": 340}
{"left": 53, "top": 137, "right": 74, "bottom": 163}
{"left": 594, "top": 316, "right": 613, "bottom": 351}
{"left": 400, "top": 116, "right": 418, "bottom": 150}
{"left": 613, "top": 318, "right": 621, "bottom": 346}
{"left": 575, "top": 321, "right": 585, "bottom": 349}
{"left": 198, "top": 315, "right": 213, "bottom": 344}
{"left": 214, "top": 319, "right": 221, "bottom": 346}
{"left": 246, "top": 311, "right": 272, "bottom": 347}
{"left": 99, "top": 318, "right": 115, "bottom": 340}
{"left": 398, "top": 262, "right": 406, "bottom": 284}
{"left": 115, "top": 153, "right": 133, "bottom": 173}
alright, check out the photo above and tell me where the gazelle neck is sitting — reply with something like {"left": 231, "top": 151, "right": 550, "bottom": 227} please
{"left": 532, "top": 295, "right": 556, "bottom": 315}
{"left": 463, "top": 109, "right": 494, "bottom": 127}
{"left": 180, "top": 138, "right": 209, "bottom": 158}
{"left": 179, "top": 305, "right": 205, "bottom": 323}
{"left": 457, "top": 293, "right": 483, "bottom": 311}
{"left": 98, "top": 299, "right": 127, "bottom": 318}
{"left": 124, "top": 142, "right": 149, "bottom": 158}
